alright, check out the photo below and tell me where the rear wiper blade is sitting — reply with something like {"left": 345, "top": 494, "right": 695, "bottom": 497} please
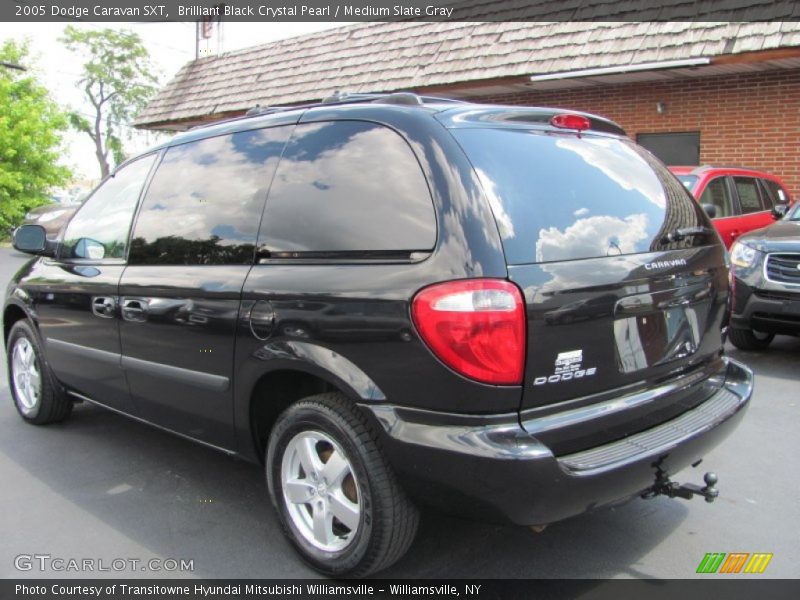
{"left": 661, "top": 226, "right": 715, "bottom": 244}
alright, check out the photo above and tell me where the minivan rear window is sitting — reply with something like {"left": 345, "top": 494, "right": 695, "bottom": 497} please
{"left": 453, "top": 128, "right": 705, "bottom": 264}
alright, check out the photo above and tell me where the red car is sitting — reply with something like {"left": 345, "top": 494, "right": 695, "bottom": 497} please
{"left": 669, "top": 166, "right": 793, "bottom": 248}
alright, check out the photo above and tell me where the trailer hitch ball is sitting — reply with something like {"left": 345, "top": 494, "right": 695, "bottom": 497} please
{"left": 643, "top": 471, "right": 719, "bottom": 503}
{"left": 702, "top": 472, "right": 719, "bottom": 503}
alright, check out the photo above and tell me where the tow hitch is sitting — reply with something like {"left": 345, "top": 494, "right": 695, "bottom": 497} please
{"left": 643, "top": 472, "right": 719, "bottom": 503}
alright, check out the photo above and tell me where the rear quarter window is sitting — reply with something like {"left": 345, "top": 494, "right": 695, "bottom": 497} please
{"left": 452, "top": 128, "right": 706, "bottom": 264}
{"left": 259, "top": 121, "right": 436, "bottom": 255}
{"left": 762, "top": 179, "right": 790, "bottom": 206}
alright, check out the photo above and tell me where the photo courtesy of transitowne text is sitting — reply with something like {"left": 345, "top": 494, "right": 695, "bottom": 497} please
{"left": 16, "top": 583, "right": 478, "bottom": 596}
{"left": 1, "top": 0, "right": 800, "bottom": 599}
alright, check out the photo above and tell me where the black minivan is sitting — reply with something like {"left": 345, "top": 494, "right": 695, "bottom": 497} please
{"left": 5, "top": 94, "right": 753, "bottom": 576}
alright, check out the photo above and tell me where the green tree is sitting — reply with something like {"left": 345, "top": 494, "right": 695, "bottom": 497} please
{"left": 61, "top": 26, "right": 158, "bottom": 179}
{"left": 0, "top": 40, "right": 71, "bottom": 235}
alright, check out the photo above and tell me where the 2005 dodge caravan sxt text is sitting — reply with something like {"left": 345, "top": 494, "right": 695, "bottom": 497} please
{"left": 5, "top": 94, "right": 753, "bottom": 576}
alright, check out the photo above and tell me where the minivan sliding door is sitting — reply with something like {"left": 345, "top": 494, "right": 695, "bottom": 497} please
{"left": 119, "top": 124, "right": 293, "bottom": 449}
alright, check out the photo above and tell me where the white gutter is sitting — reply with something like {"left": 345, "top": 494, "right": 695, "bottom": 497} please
{"left": 529, "top": 57, "right": 712, "bottom": 82}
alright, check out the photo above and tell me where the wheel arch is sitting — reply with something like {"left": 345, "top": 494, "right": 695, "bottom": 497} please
{"left": 3, "top": 301, "right": 33, "bottom": 347}
{"left": 242, "top": 351, "right": 385, "bottom": 464}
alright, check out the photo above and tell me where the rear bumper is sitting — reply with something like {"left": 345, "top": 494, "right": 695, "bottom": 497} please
{"left": 362, "top": 357, "right": 753, "bottom": 526}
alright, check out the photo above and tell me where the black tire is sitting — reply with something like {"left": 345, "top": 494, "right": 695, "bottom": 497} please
{"left": 728, "top": 327, "right": 775, "bottom": 351}
{"left": 266, "top": 392, "right": 419, "bottom": 577}
{"left": 6, "top": 320, "right": 72, "bottom": 424}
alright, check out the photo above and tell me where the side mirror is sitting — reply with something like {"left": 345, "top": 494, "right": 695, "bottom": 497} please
{"left": 13, "top": 224, "right": 54, "bottom": 257}
{"left": 701, "top": 203, "right": 717, "bottom": 219}
{"left": 772, "top": 203, "right": 789, "bottom": 219}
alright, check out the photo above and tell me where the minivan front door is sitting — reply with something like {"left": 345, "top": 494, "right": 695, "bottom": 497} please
{"left": 118, "top": 124, "right": 293, "bottom": 449}
{"left": 32, "top": 155, "right": 157, "bottom": 411}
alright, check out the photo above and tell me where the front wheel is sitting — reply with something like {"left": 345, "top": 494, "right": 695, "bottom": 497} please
{"left": 6, "top": 320, "right": 72, "bottom": 424}
{"left": 266, "top": 393, "right": 418, "bottom": 577}
{"left": 728, "top": 327, "right": 775, "bottom": 351}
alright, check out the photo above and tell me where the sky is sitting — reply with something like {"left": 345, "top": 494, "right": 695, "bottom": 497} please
{"left": 0, "top": 21, "right": 347, "bottom": 185}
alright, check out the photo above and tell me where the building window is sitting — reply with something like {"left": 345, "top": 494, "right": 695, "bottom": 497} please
{"left": 637, "top": 132, "right": 700, "bottom": 166}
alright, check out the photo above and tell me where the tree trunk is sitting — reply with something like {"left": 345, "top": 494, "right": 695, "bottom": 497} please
{"left": 93, "top": 108, "right": 109, "bottom": 179}
{"left": 95, "top": 142, "right": 110, "bottom": 179}
{"left": 92, "top": 86, "right": 110, "bottom": 179}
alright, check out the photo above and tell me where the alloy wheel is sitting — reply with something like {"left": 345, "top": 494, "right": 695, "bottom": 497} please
{"left": 280, "top": 430, "right": 361, "bottom": 552}
{"left": 11, "top": 338, "right": 41, "bottom": 415}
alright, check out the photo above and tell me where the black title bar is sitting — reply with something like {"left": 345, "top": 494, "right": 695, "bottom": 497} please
{"left": 5, "top": 579, "right": 800, "bottom": 600}
{"left": 4, "top": 0, "right": 800, "bottom": 22}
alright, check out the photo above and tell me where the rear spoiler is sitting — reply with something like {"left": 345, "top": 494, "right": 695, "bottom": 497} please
{"left": 437, "top": 106, "right": 626, "bottom": 137}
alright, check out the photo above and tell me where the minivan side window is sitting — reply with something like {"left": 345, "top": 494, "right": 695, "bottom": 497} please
{"left": 733, "top": 177, "right": 766, "bottom": 214}
{"left": 60, "top": 154, "right": 156, "bottom": 261}
{"left": 699, "top": 177, "right": 734, "bottom": 218}
{"left": 259, "top": 121, "right": 436, "bottom": 254}
{"left": 129, "top": 126, "right": 292, "bottom": 265}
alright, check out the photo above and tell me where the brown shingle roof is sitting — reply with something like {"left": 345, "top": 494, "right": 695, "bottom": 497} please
{"left": 136, "top": 20, "right": 800, "bottom": 128}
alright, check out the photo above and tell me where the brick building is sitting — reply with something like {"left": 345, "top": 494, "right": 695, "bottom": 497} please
{"left": 136, "top": 18, "right": 800, "bottom": 195}
{"left": 482, "top": 70, "right": 800, "bottom": 195}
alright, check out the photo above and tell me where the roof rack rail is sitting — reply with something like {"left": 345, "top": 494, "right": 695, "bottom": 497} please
{"left": 417, "top": 95, "right": 468, "bottom": 104}
{"left": 322, "top": 91, "right": 440, "bottom": 106}
{"left": 190, "top": 92, "right": 465, "bottom": 130}
{"left": 342, "top": 91, "right": 467, "bottom": 106}
{"left": 305, "top": 90, "right": 466, "bottom": 108}
{"left": 321, "top": 91, "right": 379, "bottom": 104}
{"left": 374, "top": 92, "right": 423, "bottom": 105}
{"left": 245, "top": 103, "right": 292, "bottom": 116}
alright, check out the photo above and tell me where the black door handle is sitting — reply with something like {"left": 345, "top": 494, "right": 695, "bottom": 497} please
{"left": 121, "top": 298, "right": 149, "bottom": 322}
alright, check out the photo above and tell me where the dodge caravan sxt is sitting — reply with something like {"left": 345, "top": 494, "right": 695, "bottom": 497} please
{"left": 5, "top": 94, "right": 753, "bottom": 576}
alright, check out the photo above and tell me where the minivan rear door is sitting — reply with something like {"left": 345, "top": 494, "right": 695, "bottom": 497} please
{"left": 450, "top": 125, "right": 728, "bottom": 413}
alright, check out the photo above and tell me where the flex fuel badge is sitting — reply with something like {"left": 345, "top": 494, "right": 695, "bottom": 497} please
{"left": 533, "top": 349, "right": 597, "bottom": 385}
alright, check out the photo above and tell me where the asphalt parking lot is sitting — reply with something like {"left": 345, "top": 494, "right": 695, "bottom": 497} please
{"left": 0, "top": 246, "right": 798, "bottom": 579}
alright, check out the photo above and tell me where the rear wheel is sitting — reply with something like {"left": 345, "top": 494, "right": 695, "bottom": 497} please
{"left": 728, "top": 327, "right": 774, "bottom": 351}
{"left": 6, "top": 320, "right": 72, "bottom": 424}
{"left": 266, "top": 392, "right": 418, "bottom": 577}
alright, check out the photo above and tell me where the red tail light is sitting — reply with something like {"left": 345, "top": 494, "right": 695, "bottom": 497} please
{"left": 551, "top": 114, "right": 591, "bottom": 131}
{"left": 411, "top": 279, "right": 526, "bottom": 385}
